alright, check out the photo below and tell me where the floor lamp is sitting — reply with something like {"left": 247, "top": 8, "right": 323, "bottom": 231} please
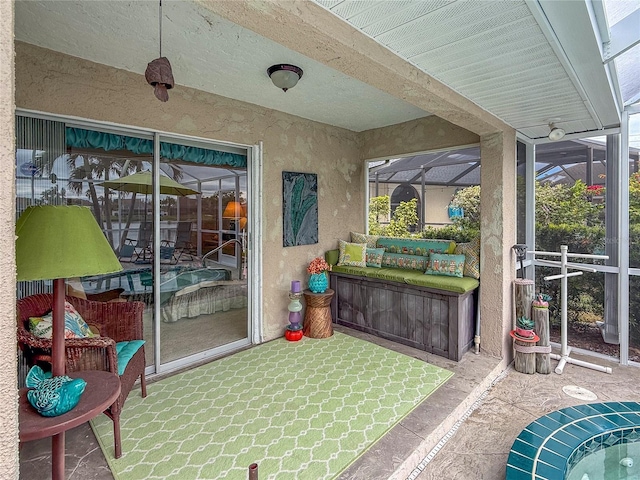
{"left": 16, "top": 205, "right": 123, "bottom": 478}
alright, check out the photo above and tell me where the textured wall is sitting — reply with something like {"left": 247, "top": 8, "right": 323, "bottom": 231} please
{"left": 360, "top": 116, "right": 479, "bottom": 161}
{"left": 15, "top": 42, "right": 363, "bottom": 341}
{"left": 0, "top": 1, "right": 19, "bottom": 479}
{"left": 15, "top": 42, "right": 516, "bottom": 361}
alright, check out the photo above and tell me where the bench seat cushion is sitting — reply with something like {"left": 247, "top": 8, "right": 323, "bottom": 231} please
{"left": 331, "top": 265, "right": 479, "bottom": 294}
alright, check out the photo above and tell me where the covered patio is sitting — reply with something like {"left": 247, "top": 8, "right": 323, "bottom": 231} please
{"left": 1, "top": 0, "right": 639, "bottom": 479}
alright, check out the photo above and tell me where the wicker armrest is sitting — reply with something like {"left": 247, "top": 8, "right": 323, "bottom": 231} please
{"left": 18, "top": 326, "right": 118, "bottom": 374}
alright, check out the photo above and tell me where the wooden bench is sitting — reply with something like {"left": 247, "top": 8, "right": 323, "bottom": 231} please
{"left": 329, "top": 271, "right": 476, "bottom": 361}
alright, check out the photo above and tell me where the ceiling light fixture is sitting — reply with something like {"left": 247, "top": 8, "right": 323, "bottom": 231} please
{"left": 145, "top": 0, "right": 174, "bottom": 102}
{"left": 267, "top": 64, "right": 303, "bottom": 92}
{"left": 548, "top": 122, "right": 566, "bottom": 141}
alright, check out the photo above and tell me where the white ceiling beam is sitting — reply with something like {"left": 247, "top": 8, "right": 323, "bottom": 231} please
{"left": 603, "top": 9, "right": 640, "bottom": 64}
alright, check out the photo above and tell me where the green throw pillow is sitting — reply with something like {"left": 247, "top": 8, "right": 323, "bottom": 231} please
{"left": 366, "top": 247, "right": 384, "bottom": 268}
{"left": 338, "top": 240, "right": 367, "bottom": 267}
{"left": 425, "top": 253, "right": 465, "bottom": 278}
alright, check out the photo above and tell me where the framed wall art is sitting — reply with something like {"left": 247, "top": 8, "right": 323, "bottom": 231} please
{"left": 283, "top": 171, "right": 318, "bottom": 247}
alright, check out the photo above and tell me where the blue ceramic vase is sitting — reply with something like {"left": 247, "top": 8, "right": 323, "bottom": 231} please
{"left": 308, "top": 273, "right": 328, "bottom": 294}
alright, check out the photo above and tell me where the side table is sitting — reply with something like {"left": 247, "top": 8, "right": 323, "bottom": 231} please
{"left": 303, "top": 288, "right": 334, "bottom": 338}
{"left": 19, "top": 370, "right": 121, "bottom": 480}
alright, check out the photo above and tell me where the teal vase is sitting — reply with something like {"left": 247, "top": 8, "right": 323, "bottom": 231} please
{"left": 308, "top": 273, "right": 328, "bottom": 293}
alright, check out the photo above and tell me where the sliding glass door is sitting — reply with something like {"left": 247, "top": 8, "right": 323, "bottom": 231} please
{"left": 15, "top": 114, "right": 253, "bottom": 378}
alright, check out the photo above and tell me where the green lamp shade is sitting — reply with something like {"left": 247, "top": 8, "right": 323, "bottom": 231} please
{"left": 16, "top": 205, "right": 123, "bottom": 281}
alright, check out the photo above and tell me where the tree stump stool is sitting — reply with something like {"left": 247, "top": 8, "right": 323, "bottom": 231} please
{"left": 533, "top": 305, "right": 551, "bottom": 374}
{"left": 511, "top": 330, "right": 540, "bottom": 374}
{"left": 303, "top": 289, "right": 334, "bottom": 339}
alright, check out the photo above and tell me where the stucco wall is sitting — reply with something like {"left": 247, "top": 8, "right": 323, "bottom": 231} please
{"left": 15, "top": 42, "right": 363, "bottom": 341}
{"left": 0, "top": 1, "right": 19, "bottom": 479}
{"left": 360, "top": 116, "right": 479, "bottom": 161}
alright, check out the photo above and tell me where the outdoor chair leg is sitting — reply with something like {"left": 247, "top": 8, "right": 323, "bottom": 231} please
{"left": 140, "top": 373, "right": 147, "bottom": 398}
{"left": 113, "top": 414, "right": 122, "bottom": 459}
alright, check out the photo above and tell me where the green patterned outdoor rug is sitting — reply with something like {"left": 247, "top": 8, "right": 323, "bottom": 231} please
{"left": 91, "top": 332, "right": 453, "bottom": 480}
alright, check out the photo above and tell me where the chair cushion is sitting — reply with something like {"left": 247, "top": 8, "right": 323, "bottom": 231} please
{"left": 29, "top": 301, "right": 94, "bottom": 339}
{"left": 116, "top": 340, "right": 145, "bottom": 376}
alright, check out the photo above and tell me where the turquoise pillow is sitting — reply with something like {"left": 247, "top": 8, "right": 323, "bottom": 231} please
{"left": 366, "top": 248, "right": 384, "bottom": 268}
{"left": 377, "top": 237, "right": 455, "bottom": 256}
{"left": 381, "top": 252, "right": 428, "bottom": 271}
{"left": 425, "top": 253, "right": 465, "bottom": 278}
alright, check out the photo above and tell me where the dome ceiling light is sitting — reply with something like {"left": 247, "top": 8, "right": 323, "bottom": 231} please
{"left": 267, "top": 64, "right": 303, "bottom": 92}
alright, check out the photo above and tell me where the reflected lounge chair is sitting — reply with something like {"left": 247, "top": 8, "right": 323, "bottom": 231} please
{"left": 163, "top": 221, "right": 195, "bottom": 263}
{"left": 120, "top": 222, "right": 153, "bottom": 263}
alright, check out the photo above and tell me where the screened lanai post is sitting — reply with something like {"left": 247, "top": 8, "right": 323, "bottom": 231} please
{"left": 619, "top": 110, "right": 631, "bottom": 366}
{"left": 603, "top": 134, "right": 620, "bottom": 345}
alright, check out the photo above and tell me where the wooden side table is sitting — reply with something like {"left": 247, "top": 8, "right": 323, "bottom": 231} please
{"left": 303, "top": 288, "right": 334, "bottom": 338}
{"left": 19, "top": 370, "right": 121, "bottom": 480}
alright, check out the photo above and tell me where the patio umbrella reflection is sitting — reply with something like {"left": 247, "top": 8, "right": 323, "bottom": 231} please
{"left": 101, "top": 171, "right": 200, "bottom": 259}
{"left": 101, "top": 170, "right": 200, "bottom": 196}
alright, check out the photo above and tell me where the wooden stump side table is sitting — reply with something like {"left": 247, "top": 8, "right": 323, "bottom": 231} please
{"left": 303, "top": 289, "right": 334, "bottom": 338}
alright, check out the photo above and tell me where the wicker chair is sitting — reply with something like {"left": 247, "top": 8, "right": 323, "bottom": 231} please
{"left": 17, "top": 294, "right": 147, "bottom": 459}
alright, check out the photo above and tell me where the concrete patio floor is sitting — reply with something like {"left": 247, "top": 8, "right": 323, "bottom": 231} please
{"left": 19, "top": 325, "right": 638, "bottom": 480}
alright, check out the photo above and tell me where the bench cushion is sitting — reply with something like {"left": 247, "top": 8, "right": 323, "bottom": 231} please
{"left": 331, "top": 265, "right": 479, "bottom": 294}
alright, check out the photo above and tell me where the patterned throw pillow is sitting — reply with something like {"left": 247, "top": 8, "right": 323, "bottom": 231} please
{"left": 350, "top": 232, "right": 380, "bottom": 249}
{"left": 381, "top": 252, "right": 428, "bottom": 271}
{"left": 29, "top": 301, "right": 94, "bottom": 339}
{"left": 338, "top": 240, "right": 367, "bottom": 267}
{"left": 425, "top": 253, "right": 466, "bottom": 278}
{"left": 376, "top": 237, "right": 455, "bottom": 256}
{"left": 454, "top": 236, "right": 480, "bottom": 279}
{"left": 366, "top": 247, "right": 384, "bottom": 268}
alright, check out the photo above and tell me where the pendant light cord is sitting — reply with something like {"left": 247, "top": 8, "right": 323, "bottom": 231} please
{"left": 159, "top": 0, "right": 163, "bottom": 58}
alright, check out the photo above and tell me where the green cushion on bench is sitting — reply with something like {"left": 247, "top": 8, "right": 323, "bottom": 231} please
{"left": 402, "top": 270, "right": 479, "bottom": 293}
{"left": 331, "top": 265, "right": 371, "bottom": 276}
{"left": 331, "top": 265, "right": 479, "bottom": 294}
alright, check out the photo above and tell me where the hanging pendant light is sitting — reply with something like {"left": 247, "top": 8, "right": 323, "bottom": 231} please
{"left": 145, "top": 0, "right": 174, "bottom": 102}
